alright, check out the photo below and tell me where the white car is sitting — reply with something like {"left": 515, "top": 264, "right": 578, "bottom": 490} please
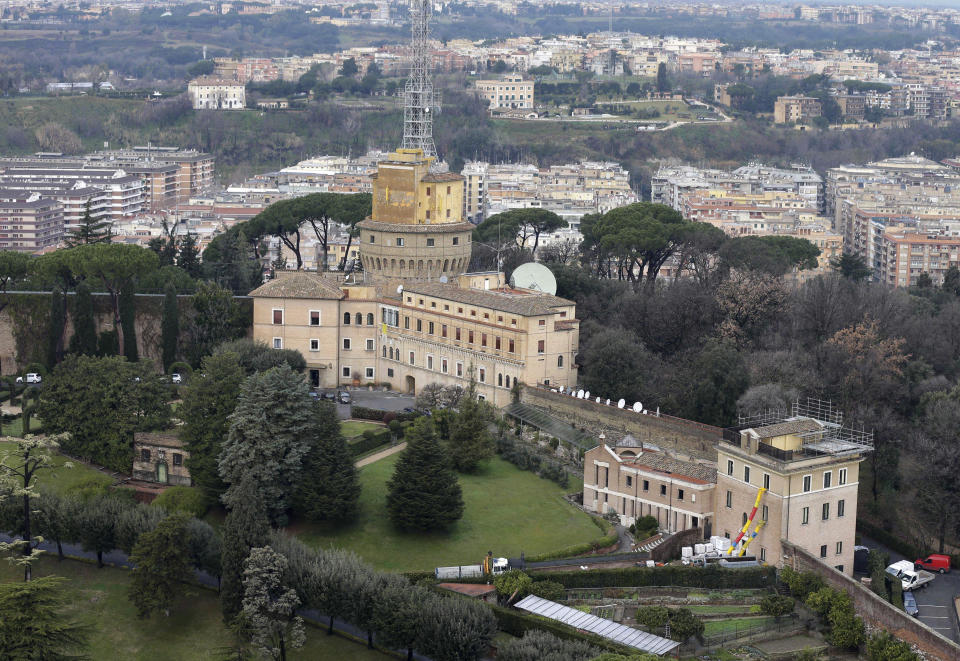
{"left": 171, "top": 373, "right": 183, "bottom": 384}
{"left": 15, "top": 373, "right": 41, "bottom": 384}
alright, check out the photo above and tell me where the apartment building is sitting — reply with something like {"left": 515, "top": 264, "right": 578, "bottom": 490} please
{"left": 583, "top": 441, "right": 717, "bottom": 535}
{"left": 877, "top": 230, "right": 960, "bottom": 287}
{"left": 187, "top": 76, "right": 246, "bottom": 110}
{"left": 462, "top": 160, "right": 488, "bottom": 224}
{"left": 0, "top": 193, "right": 64, "bottom": 251}
{"left": 773, "top": 96, "right": 822, "bottom": 124}
{"left": 474, "top": 74, "right": 535, "bottom": 110}
{"left": 717, "top": 402, "right": 870, "bottom": 576}
{"left": 652, "top": 164, "right": 823, "bottom": 213}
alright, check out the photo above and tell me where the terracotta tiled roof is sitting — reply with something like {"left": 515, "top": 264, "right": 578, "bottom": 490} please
{"left": 134, "top": 431, "right": 184, "bottom": 448}
{"left": 751, "top": 418, "right": 822, "bottom": 439}
{"left": 404, "top": 282, "right": 574, "bottom": 317}
{"left": 421, "top": 172, "right": 465, "bottom": 183}
{"left": 626, "top": 450, "right": 717, "bottom": 485}
{"left": 248, "top": 272, "right": 344, "bottom": 299}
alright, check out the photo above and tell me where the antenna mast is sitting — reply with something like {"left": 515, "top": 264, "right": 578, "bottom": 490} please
{"left": 402, "top": 0, "right": 438, "bottom": 161}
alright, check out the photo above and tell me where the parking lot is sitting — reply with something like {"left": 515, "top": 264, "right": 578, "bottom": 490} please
{"left": 320, "top": 388, "right": 416, "bottom": 419}
{"left": 862, "top": 535, "right": 960, "bottom": 642}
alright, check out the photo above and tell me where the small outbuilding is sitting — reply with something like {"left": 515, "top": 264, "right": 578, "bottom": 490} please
{"left": 436, "top": 583, "right": 497, "bottom": 603}
{"left": 132, "top": 432, "right": 191, "bottom": 487}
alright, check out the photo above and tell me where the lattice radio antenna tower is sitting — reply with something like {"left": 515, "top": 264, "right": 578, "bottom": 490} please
{"left": 402, "top": 0, "right": 439, "bottom": 161}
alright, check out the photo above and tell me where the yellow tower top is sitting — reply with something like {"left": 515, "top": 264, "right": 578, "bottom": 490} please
{"left": 371, "top": 149, "right": 465, "bottom": 226}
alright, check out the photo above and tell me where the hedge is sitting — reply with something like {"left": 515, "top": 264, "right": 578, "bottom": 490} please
{"left": 349, "top": 429, "right": 392, "bottom": 457}
{"left": 530, "top": 565, "right": 777, "bottom": 590}
{"left": 526, "top": 516, "right": 618, "bottom": 563}
{"left": 490, "top": 604, "right": 634, "bottom": 655}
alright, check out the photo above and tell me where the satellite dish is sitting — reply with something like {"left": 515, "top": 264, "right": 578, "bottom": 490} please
{"left": 632, "top": 402, "right": 642, "bottom": 413}
{"left": 595, "top": 397, "right": 601, "bottom": 403}
{"left": 617, "top": 399, "right": 625, "bottom": 409}
{"left": 584, "top": 391, "right": 590, "bottom": 399}
{"left": 396, "top": 285, "right": 403, "bottom": 294}
{"left": 577, "top": 389, "right": 584, "bottom": 399}
{"left": 439, "top": 275, "right": 448, "bottom": 283}
{"left": 509, "top": 263, "right": 558, "bottom": 295}
{"left": 605, "top": 399, "right": 610, "bottom": 406}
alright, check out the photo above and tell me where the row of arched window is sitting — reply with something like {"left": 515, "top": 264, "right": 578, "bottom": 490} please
{"left": 368, "top": 257, "right": 466, "bottom": 274}
{"left": 379, "top": 344, "right": 515, "bottom": 388}
{"left": 343, "top": 312, "right": 375, "bottom": 326}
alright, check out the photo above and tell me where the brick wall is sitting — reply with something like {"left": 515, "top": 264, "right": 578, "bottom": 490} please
{"left": 781, "top": 539, "right": 960, "bottom": 661}
{"left": 522, "top": 386, "right": 722, "bottom": 461}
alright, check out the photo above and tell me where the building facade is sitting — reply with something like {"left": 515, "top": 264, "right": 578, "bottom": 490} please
{"left": 188, "top": 77, "right": 246, "bottom": 110}
{"left": 774, "top": 96, "right": 822, "bottom": 124}
{"left": 0, "top": 194, "right": 64, "bottom": 251}
{"left": 474, "top": 74, "right": 535, "bottom": 110}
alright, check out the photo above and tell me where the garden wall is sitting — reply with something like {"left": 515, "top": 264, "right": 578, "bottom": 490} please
{"left": 521, "top": 386, "right": 722, "bottom": 461}
{"left": 781, "top": 539, "right": 960, "bottom": 661}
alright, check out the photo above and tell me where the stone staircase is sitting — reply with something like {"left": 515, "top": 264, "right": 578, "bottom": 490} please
{"left": 636, "top": 533, "right": 665, "bottom": 553}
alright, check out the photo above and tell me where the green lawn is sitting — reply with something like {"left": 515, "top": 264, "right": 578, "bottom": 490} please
{"left": 341, "top": 420, "right": 383, "bottom": 438}
{"left": 295, "top": 455, "right": 599, "bottom": 571}
{"left": 0, "top": 557, "right": 390, "bottom": 661}
{"left": 687, "top": 604, "right": 761, "bottom": 615}
{"left": 0, "top": 440, "right": 114, "bottom": 495}
{"left": 703, "top": 616, "right": 776, "bottom": 636}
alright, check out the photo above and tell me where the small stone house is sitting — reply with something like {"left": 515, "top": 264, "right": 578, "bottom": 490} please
{"left": 132, "top": 432, "right": 191, "bottom": 486}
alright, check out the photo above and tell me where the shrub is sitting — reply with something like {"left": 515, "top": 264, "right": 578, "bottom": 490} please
{"left": 168, "top": 361, "right": 192, "bottom": 376}
{"left": 529, "top": 580, "right": 566, "bottom": 601}
{"left": 494, "top": 570, "right": 533, "bottom": 599}
{"left": 349, "top": 429, "right": 391, "bottom": 457}
{"left": 760, "top": 594, "right": 795, "bottom": 618}
{"left": 780, "top": 566, "right": 825, "bottom": 601}
{"left": 152, "top": 486, "right": 208, "bottom": 518}
{"left": 532, "top": 565, "right": 776, "bottom": 589}
{"left": 496, "top": 630, "right": 597, "bottom": 661}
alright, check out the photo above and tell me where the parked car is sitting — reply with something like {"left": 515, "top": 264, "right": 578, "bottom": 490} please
{"left": 322, "top": 391, "right": 337, "bottom": 401}
{"left": 337, "top": 391, "right": 351, "bottom": 404}
{"left": 16, "top": 373, "right": 42, "bottom": 384}
{"left": 308, "top": 391, "right": 320, "bottom": 401}
{"left": 903, "top": 591, "right": 919, "bottom": 617}
{"left": 171, "top": 373, "right": 183, "bottom": 384}
{"left": 915, "top": 554, "right": 951, "bottom": 574}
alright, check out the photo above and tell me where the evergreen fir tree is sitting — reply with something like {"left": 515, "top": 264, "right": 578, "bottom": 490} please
{"left": 293, "top": 400, "right": 360, "bottom": 522}
{"left": 161, "top": 282, "right": 179, "bottom": 372}
{"left": 221, "top": 476, "right": 270, "bottom": 623}
{"left": 181, "top": 351, "right": 245, "bottom": 506}
{"left": 177, "top": 233, "right": 202, "bottom": 278}
{"left": 446, "top": 380, "right": 495, "bottom": 473}
{"left": 65, "top": 200, "right": 111, "bottom": 247}
{"left": 386, "top": 417, "right": 464, "bottom": 531}
{"left": 68, "top": 281, "right": 97, "bottom": 356}
{"left": 119, "top": 284, "right": 137, "bottom": 361}
{"left": 0, "top": 576, "right": 89, "bottom": 659}
{"left": 127, "top": 513, "right": 192, "bottom": 618}
{"left": 46, "top": 286, "right": 66, "bottom": 369}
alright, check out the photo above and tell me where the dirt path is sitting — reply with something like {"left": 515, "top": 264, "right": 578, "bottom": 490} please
{"left": 355, "top": 442, "right": 406, "bottom": 468}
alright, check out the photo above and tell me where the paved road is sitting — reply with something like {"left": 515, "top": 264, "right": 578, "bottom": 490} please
{"left": 356, "top": 442, "right": 406, "bottom": 468}
{"left": 861, "top": 535, "right": 960, "bottom": 643}
{"left": 323, "top": 389, "right": 416, "bottom": 419}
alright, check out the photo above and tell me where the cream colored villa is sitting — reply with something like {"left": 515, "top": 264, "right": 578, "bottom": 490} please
{"left": 249, "top": 145, "right": 580, "bottom": 406}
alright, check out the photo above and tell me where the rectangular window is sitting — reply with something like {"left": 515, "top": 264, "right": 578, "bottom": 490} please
{"left": 365, "top": 367, "right": 374, "bottom": 379}
{"left": 763, "top": 473, "right": 770, "bottom": 490}
{"left": 537, "top": 340, "right": 545, "bottom": 354}
{"left": 823, "top": 471, "right": 832, "bottom": 489}
{"left": 427, "top": 355, "right": 434, "bottom": 370}
{"left": 140, "top": 449, "right": 150, "bottom": 462}
{"left": 802, "top": 507, "right": 809, "bottom": 525}
{"left": 839, "top": 468, "right": 847, "bottom": 485}
{"left": 760, "top": 547, "right": 766, "bottom": 562}
{"left": 626, "top": 476, "right": 632, "bottom": 487}
{"left": 836, "top": 541, "right": 843, "bottom": 555}
{"left": 396, "top": 237, "right": 404, "bottom": 246}
{"left": 426, "top": 238, "right": 435, "bottom": 247}
{"left": 677, "top": 489, "right": 684, "bottom": 501}
{"left": 173, "top": 453, "right": 182, "bottom": 466}
{"left": 342, "top": 338, "right": 351, "bottom": 350}
{"left": 643, "top": 480, "right": 649, "bottom": 491}
{"left": 803, "top": 475, "right": 812, "bottom": 492}
{"left": 387, "top": 368, "right": 394, "bottom": 378}
{"left": 404, "top": 316, "right": 410, "bottom": 330}
{"left": 309, "top": 310, "right": 320, "bottom": 326}
{"left": 761, "top": 505, "right": 768, "bottom": 521}
{"left": 342, "top": 366, "right": 350, "bottom": 377}
{"left": 441, "top": 358, "right": 448, "bottom": 373}
{"left": 725, "top": 491, "right": 732, "bottom": 508}
{"left": 369, "top": 235, "right": 375, "bottom": 243}
{"left": 310, "top": 339, "right": 319, "bottom": 351}
{"left": 428, "top": 321, "right": 434, "bottom": 335}
{"left": 468, "top": 330, "right": 474, "bottom": 344}
{"left": 838, "top": 499, "right": 846, "bottom": 517}
{"left": 822, "top": 503, "right": 830, "bottom": 520}
{"left": 495, "top": 336, "right": 501, "bottom": 350}
{"left": 479, "top": 368, "right": 485, "bottom": 383}
{"left": 820, "top": 545, "right": 828, "bottom": 558}
{"left": 416, "top": 319, "right": 422, "bottom": 332}
{"left": 659, "top": 484, "right": 667, "bottom": 496}
{"left": 727, "top": 459, "right": 734, "bottom": 476}
{"left": 409, "top": 351, "right": 415, "bottom": 365}
{"left": 442, "top": 324, "right": 447, "bottom": 338}
{"left": 744, "top": 466, "right": 750, "bottom": 484}
{"left": 273, "top": 337, "right": 282, "bottom": 349}
{"left": 453, "top": 237, "right": 459, "bottom": 245}
{"left": 272, "top": 309, "right": 283, "bottom": 325}
{"left": 366, "top": 339, "right": 374, "bottom": 351}
{"left": 509, "top": 339, "right": 515, "bottom": 353}
{"left": 456, "top": 361, "right": 463, "bottom": 377}
{"left": 538, "top": 319, "right": 546, "bottom": 326}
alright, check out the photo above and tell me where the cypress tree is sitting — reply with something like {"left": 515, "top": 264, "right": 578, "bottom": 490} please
{"left": 386, "top": 417, "right": 464, "bottom": 531}
{"left": 119, "top": 285, "right": 137, "bottom": 361}
{"left": 46, "top": 286, "right": 66, "bottom": 369}
{"left": 68, "top": 281, "right": 97, "bottom": 356}
{"left": 221, "top": 476, "right": 270, "bottom": 623}
{"left": 293, "top": 401, "right": 361, "bottom": 522}
{"left": 161, "top": 282, "right": 179, "bottom": 372}
{"left": 446, "top": 382, "right": 495, "bottom": 473}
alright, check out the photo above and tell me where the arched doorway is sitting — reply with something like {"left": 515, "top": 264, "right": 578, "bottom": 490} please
{"left": 405, "top": 375, "right": 416, "bottom": 394}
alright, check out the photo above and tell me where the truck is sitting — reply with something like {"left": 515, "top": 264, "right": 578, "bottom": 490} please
{"left": 435, "top": 554, "right": 508, "bottom": 580}
{"left": 886, "top": 560, "right": 935, "bottom": 591}
{"left": 915, "top": 554, "right": 951, "bottom": 574}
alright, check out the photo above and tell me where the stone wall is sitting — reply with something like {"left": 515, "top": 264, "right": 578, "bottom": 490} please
{"left": 781, "top": 539, "right": 960, "bottom": 661}
{"left": 521, "top": 385, "right": 723, "bottom": 461}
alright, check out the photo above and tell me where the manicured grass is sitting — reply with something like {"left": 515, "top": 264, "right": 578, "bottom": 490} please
{"left": 295, "top": 455, "right": 600, "bottom": 572}
{"left": 687, "top": 604, "right": 761, "bottom": 615}
{"left": 0, "top": 557, "right": 391, "bottom": 661}
{"left": 0, "top": 440, "right": 114, "bottom": 495}
{"left": 703, "top": 616, "right": 776, "bottom": 636}
{"left": 341, "top": 420, "right": 383, "bottom": 438}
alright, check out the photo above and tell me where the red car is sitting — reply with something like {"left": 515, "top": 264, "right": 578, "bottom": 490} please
{"left": 915, "top": 554, "right": 951, "bottom": 574}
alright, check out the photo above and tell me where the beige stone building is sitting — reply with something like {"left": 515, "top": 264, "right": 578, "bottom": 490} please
{"left": 583, "top": 440, "right": 717, "bottom": 536}
{"left": 774, "top": 96, "right": 822, "bottom": 124}
{"left": 188, "top": 76, "right": 246, "bottom": 110}
{"left": 474, "top": 74, "right": 535, "bottom": 110}
{"left": 132, "top": 432, "right": 192, "bottom": 486}
{"left": 0, "top": 194, "right": 64, "bottom": 252}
